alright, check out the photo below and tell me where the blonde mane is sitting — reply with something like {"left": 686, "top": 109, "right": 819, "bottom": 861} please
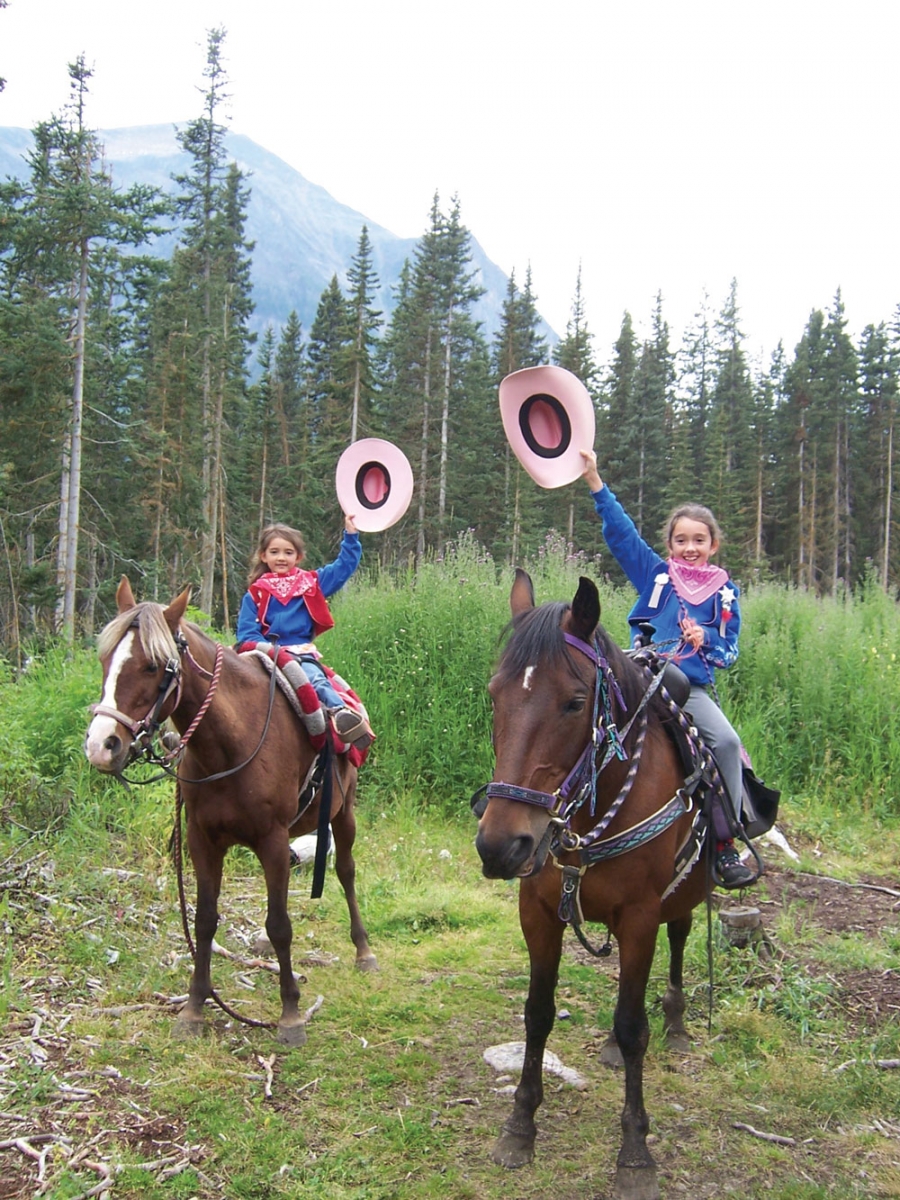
{"left": 97, "top": 602, "right": 179, "bottom": 666}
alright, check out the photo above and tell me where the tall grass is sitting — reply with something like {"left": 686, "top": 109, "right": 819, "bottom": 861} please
{"left": 2, "top": 538, "right": 900, "bottom": 830}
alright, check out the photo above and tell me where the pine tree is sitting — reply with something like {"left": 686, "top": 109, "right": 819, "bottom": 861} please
{"left": 706, "top": 281, "right": 755, "bottom": 570}
{"left": 343, "top": 225, "right": 381, "bottom": 442}
{"left": 169, "top": 27, "right": 254, "bottom": 617}
{"left": 0, "top": 55, "right": 165, "bottom": 644}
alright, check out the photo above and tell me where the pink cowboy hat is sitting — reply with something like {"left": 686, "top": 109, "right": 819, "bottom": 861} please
{"left": 335, "top": 439, "right": 414, "bottom": 532}
{"left": 499, "top": 365, "right": 595, "bottom": 488}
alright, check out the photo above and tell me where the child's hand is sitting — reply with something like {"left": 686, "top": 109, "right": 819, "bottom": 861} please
{"left": 680, "top": 618, "right": 704, "bottom": 650}
{"left": 344, "top": 514, "right": 358, "bottom": 534}
{"left": 580, "top": 450, "right": 603, "bottom": 491}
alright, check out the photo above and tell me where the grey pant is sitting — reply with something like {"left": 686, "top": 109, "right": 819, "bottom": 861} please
{"left": 686, "top": 685, "right": 743, "bottom": 840}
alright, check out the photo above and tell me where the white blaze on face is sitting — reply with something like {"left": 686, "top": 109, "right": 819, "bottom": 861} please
{"left": 84, "top": 630, "right": 136, "bottom": 768}
{"left": 522, "top": 665, "right": 536, "bottom": 691}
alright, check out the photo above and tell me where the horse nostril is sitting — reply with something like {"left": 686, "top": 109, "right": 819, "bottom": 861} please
{"left": 103, "top": 734, "right": 121, "bottom": 753}
{"left": 476, "top": 831, "right": 534, "bottom": 879}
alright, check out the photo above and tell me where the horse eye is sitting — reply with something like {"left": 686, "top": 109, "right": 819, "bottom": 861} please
{"left": 144, "top": 662, "right": 160, "bottom": 674}
{"left": 564, "top": 696, "right": 587, "bottom": 714}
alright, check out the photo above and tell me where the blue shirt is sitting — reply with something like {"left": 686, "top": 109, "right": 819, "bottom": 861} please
{"left": 236, "top": 531, "right": 362, "bottom": 646}
{"left": 593, "top": 486, "right": 740, "bottom": 687}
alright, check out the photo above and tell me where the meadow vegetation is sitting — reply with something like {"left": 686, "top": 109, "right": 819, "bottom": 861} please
{"left": 1, "top": 538, "right": 899, "bottom": 1198}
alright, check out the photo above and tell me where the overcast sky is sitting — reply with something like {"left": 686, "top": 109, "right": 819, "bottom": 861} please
{"left": 2, "top": 0, "right": 898, "bottom": 369}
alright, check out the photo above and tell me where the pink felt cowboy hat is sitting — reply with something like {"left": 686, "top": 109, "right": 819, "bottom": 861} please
{"left": 499, "top": 365, "right": 596, "bottom": 488}
{"left": 335, "top": 439, "right": 414, "bottom": 532}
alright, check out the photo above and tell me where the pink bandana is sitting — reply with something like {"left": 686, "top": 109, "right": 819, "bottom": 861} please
{"left": 254, "top": 569, "right": 316, "bottom": 605}
{"left": 667, "top": 557, "right": 729, "bottom": 606}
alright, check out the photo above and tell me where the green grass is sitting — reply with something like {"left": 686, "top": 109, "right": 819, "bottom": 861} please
{"left": 2, "top": 795, "right": 899, "bottom": 1199}
{"left": 2, "top": 553, "right": 900, "bottom": 1197}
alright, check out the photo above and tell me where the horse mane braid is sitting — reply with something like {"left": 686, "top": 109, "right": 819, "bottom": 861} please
{"left": 97, "top": 602, "right": 178, "bottom": 665}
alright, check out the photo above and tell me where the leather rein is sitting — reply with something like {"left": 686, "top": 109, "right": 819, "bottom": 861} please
{"left": 472, "top": 631, "right": 700, "bottom": 956}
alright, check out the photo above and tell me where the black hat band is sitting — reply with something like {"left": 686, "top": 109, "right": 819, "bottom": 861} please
{"left": 355, "top": 462, "right": 391, "bottom": 510}
{"left": 518, "top": 394, "right": 571, "bottom": 459}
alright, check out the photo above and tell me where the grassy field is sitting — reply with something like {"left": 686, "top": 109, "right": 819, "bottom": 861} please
{"left": 1, "top": 546, "right": 899, "bottom": 1198}
{"left": 2, "top": 790, "right": 899, "bottom": 1199}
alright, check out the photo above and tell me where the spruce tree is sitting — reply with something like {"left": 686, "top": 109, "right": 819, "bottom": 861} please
{"left": 0, "top": 55, "right": 165, "bottom": 643}
{"left": 342, "top": 225, "right": 382, "bottom": 442}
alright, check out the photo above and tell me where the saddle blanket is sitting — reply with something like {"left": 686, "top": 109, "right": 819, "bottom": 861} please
{"left": 238, "top": 644, "right": 373, "bottom": 768}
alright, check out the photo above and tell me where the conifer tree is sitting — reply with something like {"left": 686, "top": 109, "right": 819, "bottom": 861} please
{"left": 343, "top": 225, "right": 381, "bottom": 442}
{"left": 304, "top": 276, "right": 352, "bottom": 562}
{"left": 0, "top": 55, "right": 165, "bottom": 642}
{"left": 168, "top": 27, "right": 254, "bottom": 618}
{"left": 547, "top": 265, "right": 600, "bottom": 549}
{"left": 706, "top": 281, "right": 755, "bottom": 569}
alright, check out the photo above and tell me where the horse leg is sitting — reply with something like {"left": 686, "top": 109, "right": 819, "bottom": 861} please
{"left": 177, "top": 830, "right": 224, "bottom": 1037}
{"left": 492, "top": 899, "right": 563, "bottom": 1169}
{"left": 662, "top": 914, "right": 693, "bottom": 1053}
{"left": 330, "top": 770, "right": 377, "bottom": 971}
{"left": 258, "top": 832, "right": 306, "bottom": 1046}
{"left": 611, "top": 919, "right": 661, "bottom": 1200}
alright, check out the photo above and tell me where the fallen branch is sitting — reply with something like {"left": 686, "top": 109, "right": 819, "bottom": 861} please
{"left": 303, "top": 994, "right": 324, "bottom": 1023}
{"left": 798, "top": 872, "right": 900, "bottom": 900}
{"left": 257, "top": 1053, "right": 276, "bottom": 1099}
{"left": 835, "top": 1058, "right": 900, "bottom": 1073}
{"left": 733, "top": 1121, "right": 796, "bottom": 1146}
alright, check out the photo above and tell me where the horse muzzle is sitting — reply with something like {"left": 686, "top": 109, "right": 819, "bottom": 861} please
{"left": 84, "top": 710, "right": 138, "bottom": 774}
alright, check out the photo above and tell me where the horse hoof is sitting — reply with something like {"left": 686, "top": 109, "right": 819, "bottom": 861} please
{"left": 355, "top": 954, "right": 379, "bottom": 973}
{"left": 614, "top": 1165, "right": 660, "bottom": 1200}
{"left": 599, "top": 1036, "right": 624, "bottom": 1069}
{"left": 491, "top": 1131, "right": 535, "bottom": 1169}
{"left": 277, "top": 1021, "right": 308, "bottom": 1047}
{"left": 665, "top": 1030, "right": 691, "bottom": 1054}
{"left": 174, "top": 1015, "right": 205, "bottom": 1039}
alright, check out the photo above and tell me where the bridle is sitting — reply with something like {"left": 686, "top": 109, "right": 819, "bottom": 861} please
{"left": 472, "top": 630, "right": 698, "bottom": 870}
{"left": 90, "top": 625, "right": 225, "bottom": 773}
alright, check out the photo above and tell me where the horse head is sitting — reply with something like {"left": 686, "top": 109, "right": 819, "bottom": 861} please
{"left": 475, "top": 570, "right": 602, "bottom": 880}
{"left": 84, "top": 576, "right": 191, "bottom": 774}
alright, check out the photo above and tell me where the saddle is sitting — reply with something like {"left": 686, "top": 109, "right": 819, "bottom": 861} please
{"left": 631, "top": 648, "right": 780, "bottom": 897}
{"left": 237, "top": 644, "right": 373, "bottom": 769}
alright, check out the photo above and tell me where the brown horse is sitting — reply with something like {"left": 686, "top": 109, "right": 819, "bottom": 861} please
{"left": 474, "top": 570, "right": 709, "bottom": 1200}
{"left": 84, "top": 578, "right": 376, "bottom": 1045}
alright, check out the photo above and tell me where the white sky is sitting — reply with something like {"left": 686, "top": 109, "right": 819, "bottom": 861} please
{"left": 2, "top": 0, "right": 899, "bottom": 369}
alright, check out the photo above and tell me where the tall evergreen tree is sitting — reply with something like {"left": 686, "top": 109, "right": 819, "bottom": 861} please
{"left": 706, "top": 280, "right": 755, "bottom": 569}
{"left": 0, "top": 55, "right": 165, "bottom": 644}
{"left": 168, "top": 27, "right": 254, "bottom": 617}
{"left": 342, "top": 225, "right": 381, "bottom": 442}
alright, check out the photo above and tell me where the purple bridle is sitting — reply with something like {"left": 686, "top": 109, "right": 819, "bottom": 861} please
{"left": 472, "top": 631, "right": 627, "bottom": 821}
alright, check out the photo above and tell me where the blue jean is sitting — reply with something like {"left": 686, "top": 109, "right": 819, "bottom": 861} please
{"left": 686, "top": 685, "right": 743, "bottom": 839}
{"left": 291, "top": 656, "right": 343, "bottom": 710}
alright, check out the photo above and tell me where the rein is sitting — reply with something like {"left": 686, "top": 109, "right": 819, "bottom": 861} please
{"left": 473, "top": 629, "right": 701, "bottom": 955}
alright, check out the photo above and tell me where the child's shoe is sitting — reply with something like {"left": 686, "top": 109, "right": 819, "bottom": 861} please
{"left": 330, "top": 707, "right": 374, "bottom": 751}
{"left": 713, "top": 839, "right": 756, "bottom": 889}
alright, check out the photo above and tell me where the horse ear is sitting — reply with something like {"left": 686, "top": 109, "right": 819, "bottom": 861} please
{"left": 163, "top": 587, "right": 192, "bottom": 630}
{"left": 116, "top": 576, "right": 137, "bottom": 612}
{"left": 570, "top": 576, "right": 601, "bottom": 642}
{"left": 510, "top": 568, "right": 535, "bottom": 615}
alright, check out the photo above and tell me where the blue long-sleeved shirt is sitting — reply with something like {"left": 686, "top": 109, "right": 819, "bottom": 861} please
{"left": 593, "top": 486, "right": 740, "bottom": 687}
{"left": 236, "top": 531, "right": 361, "bottom": 646}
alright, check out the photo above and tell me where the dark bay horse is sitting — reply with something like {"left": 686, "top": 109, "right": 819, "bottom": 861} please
{"left": 84, "top": 578, "right": 376, "bottom": 1045}
{"left": 475, "top": 570, "right": 708, "bottom": 1200}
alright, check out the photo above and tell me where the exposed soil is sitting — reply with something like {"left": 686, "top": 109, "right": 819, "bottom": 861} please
{"left": 565, "top": 838, "right": 900, "bottom": 1036}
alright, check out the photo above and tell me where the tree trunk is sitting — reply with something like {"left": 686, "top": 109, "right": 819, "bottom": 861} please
{"left": 56, "top": 236, "right": 89, "bottom": 644}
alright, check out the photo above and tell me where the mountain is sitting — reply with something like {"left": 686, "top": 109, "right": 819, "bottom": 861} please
{"left": 0, "top": 123, "right": 556, "bottom": 352}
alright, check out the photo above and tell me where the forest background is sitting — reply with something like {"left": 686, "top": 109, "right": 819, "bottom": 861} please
{"left": 2, "top": 27, "right": 900, "bottom": 663}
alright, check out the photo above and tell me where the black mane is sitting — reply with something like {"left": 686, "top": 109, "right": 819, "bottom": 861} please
{"left": 496, "top": 599, "right": 655, "bottom": 719}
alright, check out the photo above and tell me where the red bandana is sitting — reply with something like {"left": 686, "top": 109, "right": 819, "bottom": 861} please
{"left": 667, "top": 557, "right": 729, "bottom": 605}
{"left": 254, "top": 570, "right": 316, "bottom": 605}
